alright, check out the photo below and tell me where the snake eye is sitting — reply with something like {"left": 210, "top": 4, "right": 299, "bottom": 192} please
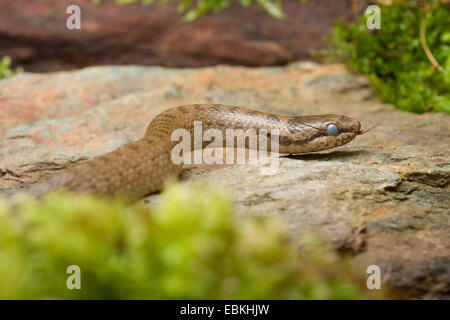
{"left": 327, "top": 123, "right": 339, "bottom": 136}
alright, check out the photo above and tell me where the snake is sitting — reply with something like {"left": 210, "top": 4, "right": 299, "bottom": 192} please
{"left": 27, "top": 104, "right": 367, "bottom": 201}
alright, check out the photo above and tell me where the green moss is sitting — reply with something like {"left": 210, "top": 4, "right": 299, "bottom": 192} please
{"left": 0, "top": 57, "right": 22, "bottom": 79}
{"left": 93, "top": 0, "right": 308, "bottom": 21}
{"left": 322, "top": 0, "right": 449, "bottom": 114}
{"left": 0, "top": 184, "right": 382, "bottom": 299}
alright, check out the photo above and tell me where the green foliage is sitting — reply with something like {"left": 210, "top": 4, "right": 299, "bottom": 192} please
{"left": 0, "top": 184, "right": 378, "bottom": 299}
{"left": 93, "top": 0, "right": 308, "bottom": 21}
{"left": 0, "top": 57, "right": 22, "bottom": 79}
{"left": 324, "top": 0, "right": 450, "bottom": 114}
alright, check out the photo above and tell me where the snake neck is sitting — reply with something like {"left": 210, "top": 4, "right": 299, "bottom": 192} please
{"left": 144, "top": 104, "right": 358, "bottom": 154}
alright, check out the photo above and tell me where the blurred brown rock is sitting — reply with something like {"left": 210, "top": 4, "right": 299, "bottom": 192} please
{"left": 0, "top": 0, "right": 364, "bottom": 72}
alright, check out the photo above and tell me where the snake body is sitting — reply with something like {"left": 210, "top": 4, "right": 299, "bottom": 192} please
{"left": 28, "top": 104, "right": 362, "bottom": 201}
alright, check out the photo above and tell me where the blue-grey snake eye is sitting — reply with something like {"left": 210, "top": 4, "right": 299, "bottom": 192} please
{"left": 327, "top": 123, "right": 339, "bottom": 136}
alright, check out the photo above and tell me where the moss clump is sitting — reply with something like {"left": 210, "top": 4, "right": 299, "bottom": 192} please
{"left": 323, "top": 0, "right": 449, "bottom": 114}
{"left": 0, "top": 184, "right": 382, "bottom": 299}
{"left": 93, "top": 0, "right": 309, "bottom": 21}
{"left": 0, "top": 56, "right": 22, "bottom": 79}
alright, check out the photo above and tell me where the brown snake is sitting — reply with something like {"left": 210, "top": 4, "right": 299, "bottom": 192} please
{"left": 27, "top": 104, "right": 366, "bottom": 201}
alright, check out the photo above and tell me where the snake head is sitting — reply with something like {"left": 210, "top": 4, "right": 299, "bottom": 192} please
{"left": 280, "top": 114, "right": 362, "bottom": 153}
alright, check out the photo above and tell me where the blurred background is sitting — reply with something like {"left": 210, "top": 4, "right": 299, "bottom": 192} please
{"left": 0, "top": 0, "right": 368, "bottom": 72}
{"left": 1, "top": 0, "right": 448, "bottom": 113}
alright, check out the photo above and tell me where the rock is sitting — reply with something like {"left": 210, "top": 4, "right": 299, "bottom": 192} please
{"left": 0, "top": 0, "right": 366, "bottom": 72}
{"left": 0, "top": 62, "right": 449, "bottom": 298}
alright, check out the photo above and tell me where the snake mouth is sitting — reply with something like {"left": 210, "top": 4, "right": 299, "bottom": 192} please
{"left": 357, "top": 121, "right": 382, "bottom": 135}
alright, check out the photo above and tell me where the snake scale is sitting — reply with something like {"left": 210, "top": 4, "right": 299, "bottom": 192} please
{"left": 27, "top": 104, "right": 364, "bottom": 201}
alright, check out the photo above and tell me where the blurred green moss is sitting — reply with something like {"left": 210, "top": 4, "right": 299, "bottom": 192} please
{"left": 0, "top": 184, "right": 382, "bottom": 299}
{"left": 321, "top": 0, "right": 449, "bottom": 114}
{"left": 94, "top": 0, "right": 308, "bottom": 21}
{"left": 0, "top": 57, "right": 22, "bottom": 79}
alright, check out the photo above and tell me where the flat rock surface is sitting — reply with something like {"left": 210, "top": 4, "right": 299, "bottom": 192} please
{"left": 0, "top": 62, "right": 449, "bottom": 298}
